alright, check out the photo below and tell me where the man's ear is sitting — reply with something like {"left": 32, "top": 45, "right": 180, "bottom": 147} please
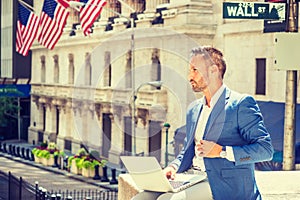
{"left": 210, "top": 64, "right": 218, "bottom": 74}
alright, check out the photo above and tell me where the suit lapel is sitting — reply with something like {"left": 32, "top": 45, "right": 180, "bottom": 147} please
{"left": 203, "top": 88, "right": 230, "bottom": 140}
{"left": 187, "top": 101, "right": 203, "bottom": 146}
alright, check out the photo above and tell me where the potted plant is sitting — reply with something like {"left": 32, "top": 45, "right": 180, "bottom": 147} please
{"left": 32, "top": 142, "right": 63, "bottom": 166}
{"left": 70, "top": 148, "right": 88, "bottom": 175}
{"left": 31, "top": 141, "right": 48, "bottom": 164}
{"left": 81, "top": 152, "right": 107, "bottom": 178}
{"left": 32, "top": 147, "right": 42, "bottom": 163}
{"left": 40, "top": 149, "right": 54, "bottom": 166}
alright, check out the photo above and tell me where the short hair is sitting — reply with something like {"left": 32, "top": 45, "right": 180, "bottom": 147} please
{"left": 190, "top": 46, "right": 227, "bottom": 79}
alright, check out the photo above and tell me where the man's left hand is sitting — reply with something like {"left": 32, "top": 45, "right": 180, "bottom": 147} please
{"left": 196, "top": 140, "right": 222, "bottom": 158}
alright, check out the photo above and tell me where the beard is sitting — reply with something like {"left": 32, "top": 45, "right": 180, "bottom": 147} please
{"left": 190, "top": 80, "right": 207, "bottom": 92}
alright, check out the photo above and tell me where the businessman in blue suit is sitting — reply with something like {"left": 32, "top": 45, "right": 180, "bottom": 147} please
{"left": 162, "top": 46, "right": 274, "bottom": 200}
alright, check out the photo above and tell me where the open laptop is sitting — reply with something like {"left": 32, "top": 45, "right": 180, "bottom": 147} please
{"left": 120, "top": 156, "right": 206, "bottom": 193}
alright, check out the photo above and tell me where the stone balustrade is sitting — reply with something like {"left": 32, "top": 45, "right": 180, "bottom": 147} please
{"left": 31, "top": 83, "right": 167, "bottom": 109}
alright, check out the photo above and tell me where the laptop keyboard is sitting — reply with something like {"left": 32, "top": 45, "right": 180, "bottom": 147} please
{"left": 169, "top": 180, "right": 189, "bottom": 189}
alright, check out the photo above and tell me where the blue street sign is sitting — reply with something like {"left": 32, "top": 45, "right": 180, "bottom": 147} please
{"left": 0, "top": 84, "right": 31, "bottom": 97}
{"left": 223, "top": 2, "right": 286, "bottom": 20}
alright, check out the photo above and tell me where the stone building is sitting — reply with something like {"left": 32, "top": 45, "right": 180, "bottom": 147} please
{"left": 27, "top": 0, "right": 300, "bottom": 166}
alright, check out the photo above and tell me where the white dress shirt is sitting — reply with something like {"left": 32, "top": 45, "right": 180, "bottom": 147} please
{"left": 193, "top": 84, "right": 235, "bottom": 170}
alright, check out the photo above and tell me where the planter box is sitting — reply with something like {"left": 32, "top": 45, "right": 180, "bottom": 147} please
{"left": 82, "top": 166, "right": 104, "bottom": 178}
{"left": 71, "top": 160, "right": 82, "bottom": 175}
{"left": 34, "top": 155, "right": 42, "bottom": 164}
{"left": 82, "top": 168, "right": 95, "bottom": 178}
{"left": 41, "top": 157, "right": 54, "bottom": 166}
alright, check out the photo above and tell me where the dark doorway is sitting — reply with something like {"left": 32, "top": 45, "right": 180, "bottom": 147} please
{"left": 102, "top": 113, "right": 112, "bottom": 159}
{"left": 149, "top": 120, "right": 162, "bottom": 162}
{"left": 124, "top": 116, "right": 132, "bottom": 155}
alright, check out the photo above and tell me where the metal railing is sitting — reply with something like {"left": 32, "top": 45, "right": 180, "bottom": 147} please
{"left": 0, "top": 171, "right": 118, "bottom": 200}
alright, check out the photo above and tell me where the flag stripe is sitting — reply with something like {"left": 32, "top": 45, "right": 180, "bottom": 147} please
{"left": 79, "top": 0, "right": 107, "bottom": 36}
{"left": 16, "top": 3, "right": 39, "bottom": 56}
{"left": 38, "top": 0, "right": 69, "bottom": 50}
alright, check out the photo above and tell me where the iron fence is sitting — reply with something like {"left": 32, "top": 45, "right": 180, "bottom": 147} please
{"left": 0, "top": 171, "right": 118, "bottom": 200}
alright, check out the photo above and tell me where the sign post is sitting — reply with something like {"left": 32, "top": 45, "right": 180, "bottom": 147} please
{"left": 282, "top": 0, "right": 298, "bottom": 171}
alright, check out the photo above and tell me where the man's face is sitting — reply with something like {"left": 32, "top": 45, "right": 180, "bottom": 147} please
{"left": 188, "top": 55, "right": 209, "bottom": 92}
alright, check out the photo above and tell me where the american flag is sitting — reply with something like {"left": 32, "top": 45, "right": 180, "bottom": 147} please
{"left": 38, "top": 0, "right": 70, "bottom": 50}
{"left": 16, "top": 2, "right": 39, "bottom": 56}
{"left": 78, "top": 0, "right": 107, "bottom": 36}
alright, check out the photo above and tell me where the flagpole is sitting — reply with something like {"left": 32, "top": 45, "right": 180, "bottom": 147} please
{"left": 18, "top": 0, "right": 35, "bottom": 12}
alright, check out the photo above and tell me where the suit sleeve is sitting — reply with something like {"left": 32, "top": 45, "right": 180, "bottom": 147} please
{"left": 233, "top": 95, "right": 274, "bottom": 166}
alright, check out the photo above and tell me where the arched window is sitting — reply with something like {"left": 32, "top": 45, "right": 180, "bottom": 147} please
{"left": 68, "top": 53, "right": 74, "bottom": 85}
{"left": 151, "top": 48, "right": 161, "bottom": 89}
{"left": 53, "top": 55, "right": 59, "bottom": 83}
{"left": 40, "top": 55, "right": 46, "bottom": 83}
{"left": 85, "top": 52, "right": 92, "bottom": 86}
{"left": 104, "top": 51, "right": 112, "bottom": 87}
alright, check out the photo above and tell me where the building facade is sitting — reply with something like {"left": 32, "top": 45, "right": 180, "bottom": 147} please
{"left": 28, "top": 0, "right": 300, "bottom": 166}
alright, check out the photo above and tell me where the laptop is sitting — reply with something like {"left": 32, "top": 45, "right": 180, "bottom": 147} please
{"left": 120, "top": 156, "right": 207, "bottom": 193}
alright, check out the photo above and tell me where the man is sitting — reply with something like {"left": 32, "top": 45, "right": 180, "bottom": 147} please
{"left": 132, "top": 46, "right": 274, "bottom": 200}
{"left": 163, "top": 46, "right": 274, "bottom": 199}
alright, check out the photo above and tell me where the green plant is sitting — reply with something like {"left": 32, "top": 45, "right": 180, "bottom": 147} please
{"left": 39, "top": 149, "right": 51, "bottom": 159}
{"left": 82, "top": 160, "right": 93, "bottom": 169}
{"left": 54, "top": 150, "right": 65, "bottom": 157}
{"left": 32, "top": 148, "right": 41, "bottom": 157}
{"left": 98, "top": 159, "right": 107, "bottom": 167}
{"left": 77, "top": 148, "right": 88, "bottom": 156}
{"left": 75, "top": 157, "right": 85, "bottom": 169}
{"left": 67, "top": 155, "right": 75, "bottom": 168}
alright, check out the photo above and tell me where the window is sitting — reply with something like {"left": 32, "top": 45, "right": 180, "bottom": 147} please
{"left": 151, "top": 48, "right": 161, "bottom": 89}
{"left": 85, "top": 53, "right": 92, "bottom": 85}
{"left": 104, "top": 51, "right": 111, "bottom": 87}
{"left": 68, "top": 54, "right": 74, "bottom": 84}
{"left": 53, "top": 55, "right": 59, "bottom": 83}
{"left": 256, "top": 58, "right": 266, "bottom": 95}
{"left": 41, "top": 55, "right": 46, "bottom": 83}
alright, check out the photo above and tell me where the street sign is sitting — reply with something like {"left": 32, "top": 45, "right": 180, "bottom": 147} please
{"left": 223, "top": 2, "right": 286, "bottom": 20}
{"left": 0, "top": 84, "right": 31, "bottom": 97}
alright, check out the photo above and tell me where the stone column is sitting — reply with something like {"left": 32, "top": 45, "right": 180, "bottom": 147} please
{"left": 121, "top": 0, "right": 133, "bottom": 17}
{"left": 57, "top": 105, "right": 66, "bottom": 137}
{"left": 37, "top": 103, "right": 45, "bottom": 131}
{"left": 81, "top": 102, "right": 89, "bottom": 145}
{"left": 65, "top": 101, "right": 74, "bottom": 138}
{"left": 108, "top": 107, "right": 125, "bottom": 165}
{"left": 145, "top": 0, "right": 156, "bottom": 13}
{"left": 44, "top": 100, "right": 52, "bottom": 134}
{"left": 56, "top": 104, "right": 67, "bottom": 150}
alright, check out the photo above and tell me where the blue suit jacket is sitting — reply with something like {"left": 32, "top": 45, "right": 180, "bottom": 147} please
{"left": 171, "top": 87, "right": 274, "bottom": 200}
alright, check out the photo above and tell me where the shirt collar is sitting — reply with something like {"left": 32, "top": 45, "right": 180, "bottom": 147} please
{"left": 202, "top": 84, "right": 225, "bottom": 108}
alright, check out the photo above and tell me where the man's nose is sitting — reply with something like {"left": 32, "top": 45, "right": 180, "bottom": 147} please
{"left": 188, "top": 72, "right": 194, "bottom": 80}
